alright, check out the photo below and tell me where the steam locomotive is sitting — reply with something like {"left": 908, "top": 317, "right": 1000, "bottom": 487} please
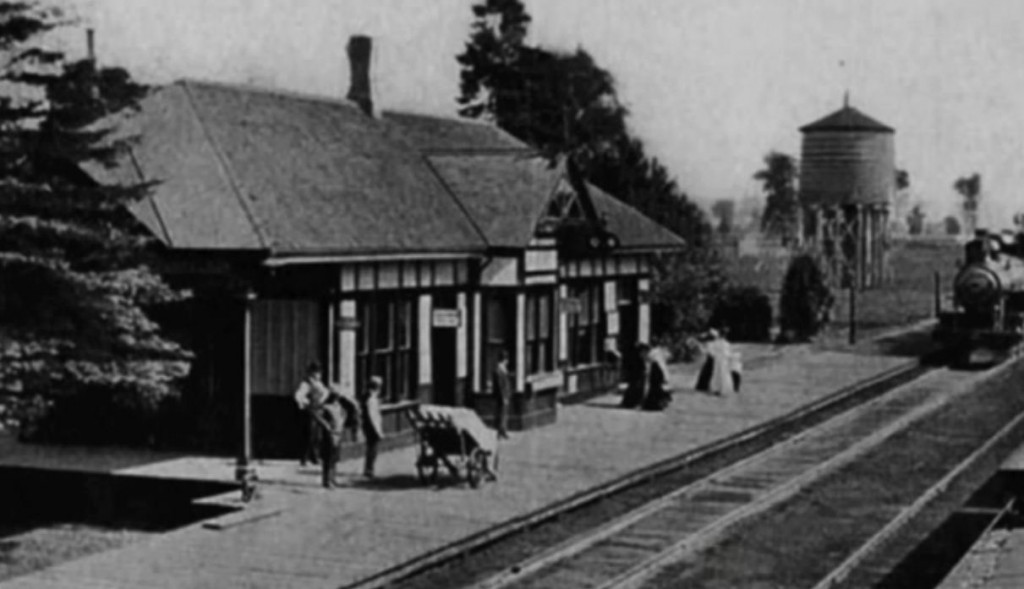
{"left": 935, "top": 229, "right": 1024, "bottom": 365}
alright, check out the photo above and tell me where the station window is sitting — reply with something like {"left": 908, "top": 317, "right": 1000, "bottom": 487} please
{"left": 357, "top": 296, "right": 416, "bottom": 403}
{"left": 569, "top": 282, "right": 605, "bottom": 366}
{"left": 525, "top": 290, "right": 555, "bottom": 375}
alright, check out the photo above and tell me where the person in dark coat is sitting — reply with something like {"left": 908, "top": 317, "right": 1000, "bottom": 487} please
{"left": 492, "top": 349, "right": 512, "bottom": 438}
{"left": 312, "top": 393, "right": 346, "bottom": 488}
{"left": 294, "top": 362, "right": 329, "bottom": 466}
{"left": 620, "top": 342, "right": 649, "bottom": 409}
{"left": 642, "top": 348, "right": 672, "bottom": 411}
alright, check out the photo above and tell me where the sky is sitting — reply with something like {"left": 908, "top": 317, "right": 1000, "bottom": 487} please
{"left": 49, "top": 0, "right": 1024, "bottom": 228}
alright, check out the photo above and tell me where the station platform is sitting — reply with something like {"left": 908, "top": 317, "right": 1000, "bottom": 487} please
{"left": 0, "top": 329, "right": 925, "bottom": 589}
{"left": 932, "top": 441, "right": 1024, "bottom": 589}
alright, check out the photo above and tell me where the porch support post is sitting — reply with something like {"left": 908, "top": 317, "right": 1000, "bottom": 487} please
{"left": 558, "top": 284, "right": 569, "bottom": 364}
{"left": 338, "top": 300, "right": 357, "bottom": 397}
{"left": 515, "top": 292, "right": 526, "bottom": 394}
{"left": 638, "top": 278, "right": 651, "bottom": 344}
{"left": 418, "top": 294, "right": 433, "bottom": 391}
{"left": 604, "top": 279, "right": 619, "bottom": 341}
{"left": 472, "top": 291, "right": 483, "bottom": 393}
{"left": 456, "top": 292, "right": 468, "bottom": 380}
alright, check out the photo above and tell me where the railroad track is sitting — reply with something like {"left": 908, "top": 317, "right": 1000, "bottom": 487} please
{"left": 638, "top": 357, "right": 1024, "bottom": 589}
{"left": 362, "top": 357, "right": 934, "bottom": 589}
{"left": 465, "top": 367, "right": 971, "bottom": 589}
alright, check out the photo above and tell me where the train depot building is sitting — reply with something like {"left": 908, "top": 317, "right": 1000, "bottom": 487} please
{"left": 84, "top": 39, "right": 684, "bottom": 456}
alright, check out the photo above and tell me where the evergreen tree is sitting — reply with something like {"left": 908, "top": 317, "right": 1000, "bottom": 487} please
{"left": 455, "top": 0, "right": 709, "bottom": 244}
{"left": 778, "top": 254, "right": 832, "bottom": 342}
{"left": 458, "top": 4, "right": 625, "bottom": 169}
{"left": 456, "top": 0, "right": 531, "bottom": 121}
{"left": 0, "top": 2, "right": 190, "bottom": 437}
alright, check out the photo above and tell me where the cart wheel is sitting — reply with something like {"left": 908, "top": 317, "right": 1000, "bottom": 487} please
{"left": 467, "top": 449, "right": 485, "bottom": 489}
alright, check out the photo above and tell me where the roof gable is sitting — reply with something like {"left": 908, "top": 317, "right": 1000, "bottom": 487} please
{"left": 586, "top": 183, "right": 687, "bottom": 250}
{"left": 428, "top": 153, "right": 685, "bottom": 251}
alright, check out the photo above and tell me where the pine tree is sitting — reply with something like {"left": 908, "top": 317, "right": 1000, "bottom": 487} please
{"left": 455, "top": 0, "right": 710, "bottom": 244}
{"left": 0, "top": 2, "right": 190, "bottom": 439}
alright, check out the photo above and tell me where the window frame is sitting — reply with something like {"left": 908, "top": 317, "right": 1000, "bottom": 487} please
{"left": 525, "top": 289, "right": 555, "bottom": 376}
{"left": 568, "top": 281, "right": 606, "bottom": 367}
{"left": 356, "top": 294, "right": 418, "bottom": 404}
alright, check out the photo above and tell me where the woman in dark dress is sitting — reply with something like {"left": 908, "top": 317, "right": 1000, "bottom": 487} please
{"left": 620, "top": 342, "right": 649, "bottom": 409}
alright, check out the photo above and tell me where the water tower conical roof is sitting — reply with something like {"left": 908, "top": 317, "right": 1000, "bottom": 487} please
{"left": 800, "top": 104, "right": 894, "bottom": 134}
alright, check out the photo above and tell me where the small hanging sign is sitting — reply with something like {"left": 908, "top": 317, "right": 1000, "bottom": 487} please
{"left": 432, "top": 309, "right": 462, "bottom": 328}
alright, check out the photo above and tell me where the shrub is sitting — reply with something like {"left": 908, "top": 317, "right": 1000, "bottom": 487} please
{"left": 778, "top": 254, "right": 833, "bottom": 342}
{"left": 710, "top": 286, "right": 773, "bottom": 342}
{"left": 651, "top": 248, "right": 728, "bottom": 345}
{"left": 19, "top": 383, "right": 184, "bottom": 448}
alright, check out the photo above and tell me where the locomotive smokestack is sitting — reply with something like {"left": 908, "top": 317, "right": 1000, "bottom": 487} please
{"left": 86, "top": 28, "right": 96, "bottom": 63}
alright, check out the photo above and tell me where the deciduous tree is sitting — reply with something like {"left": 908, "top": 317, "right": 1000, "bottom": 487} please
{"left": 906, "top": 204, "right": 926, "bottom": 236}
{"left": 711, "top": 199, "right": 735, "bottom": 235}
{"left": 754, "top": 151, "right": 799, "bottom": 244}
{"left": 954, "top": 173, "right": 981, "bottom": 236}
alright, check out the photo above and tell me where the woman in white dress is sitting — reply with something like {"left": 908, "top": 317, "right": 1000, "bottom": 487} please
{"left": 696, "top": 329, "right": 736, "bottom": 396}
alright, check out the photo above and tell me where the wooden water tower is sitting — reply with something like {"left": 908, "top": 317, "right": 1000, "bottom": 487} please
{"left": 800, "top": 98, "right": 895, "bottom": 289}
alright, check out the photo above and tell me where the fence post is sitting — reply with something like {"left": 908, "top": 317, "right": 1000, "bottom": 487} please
{"left": 934, "top": 271, "right": 942, "bottom": 317}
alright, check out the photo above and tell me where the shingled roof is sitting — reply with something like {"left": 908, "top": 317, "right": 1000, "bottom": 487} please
{"left": 426, "top": 153, "right": 559, "bottom": 248}
{"left": 382, "top": 111, "right": 527, "bottom": 154}
{"left": 87, "top": 79, "right": 684, "bottom": 257}
{"left": 799, "top": 104, "right": 894, "bottom": 134}
{"left": 90, "top": 80, "right": 488, "bottom": 255}
{"left": 586, "top": 183, "right": 687, "bottom": 251}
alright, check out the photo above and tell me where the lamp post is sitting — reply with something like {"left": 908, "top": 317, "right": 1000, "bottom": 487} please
{"left": 236, "top": 289, "right": 258, "bottom": 501}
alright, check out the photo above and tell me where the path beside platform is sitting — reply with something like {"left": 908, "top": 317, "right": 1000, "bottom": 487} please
{"left": 0, "top": 338, "right": 919, "bottom": 589}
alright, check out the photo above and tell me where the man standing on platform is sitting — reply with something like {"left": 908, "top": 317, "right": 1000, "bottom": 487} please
{"left": 313, "top": 392, "right": 347, "bottom": 488}
{"left": 492, "top": 349, "right": 512, "bottom": 439}
{"left": 359, "top": 376, "right": 384, "bottom": 479}
{"left": 295, "top": 362, "right": 329, "bottom": 466}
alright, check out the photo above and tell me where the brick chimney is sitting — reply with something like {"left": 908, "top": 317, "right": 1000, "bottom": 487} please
{"left": 347, "top": 35, "right": 374, "bottom": 116}
{"left": 86, "top": 28, "right": 96, "bottom": 63}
